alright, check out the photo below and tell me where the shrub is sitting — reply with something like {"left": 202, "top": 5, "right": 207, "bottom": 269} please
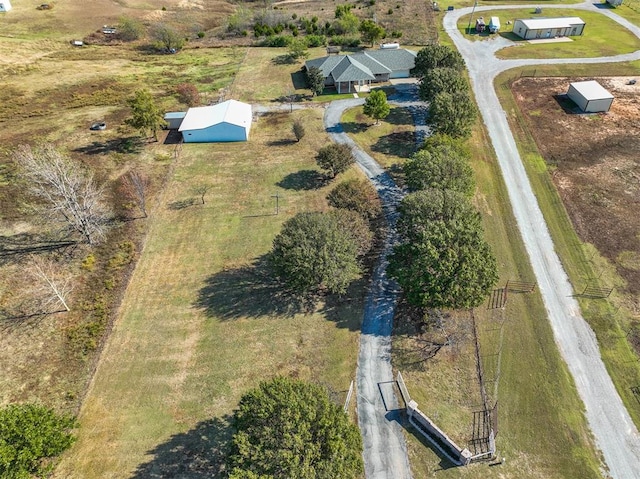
{"left": 175, "top": 82, "right": 201, "bottom": 107}
{"left": 316, "top": 143, "right": 355, "bottom": 178}
{"left": 327, "top": 178, "right": 382, "bottom": 221}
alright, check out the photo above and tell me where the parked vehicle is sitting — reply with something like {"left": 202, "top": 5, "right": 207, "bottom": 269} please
{"left": 489, "top": 16, "right": 500, "bottom": 33}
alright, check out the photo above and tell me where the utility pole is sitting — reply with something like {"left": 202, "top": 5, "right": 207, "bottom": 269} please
{"left": 271, "top": 193, "right": 280, "bottom": 215}
{"left": 467, "top": 0, "right": 478, "bottom": 34}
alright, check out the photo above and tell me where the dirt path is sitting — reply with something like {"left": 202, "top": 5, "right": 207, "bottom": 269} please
{"left": 324, "top": 99, "right": 412, "bottom": 479}
{"left": 444, "top": 4, "right": 640, "bottom": 478}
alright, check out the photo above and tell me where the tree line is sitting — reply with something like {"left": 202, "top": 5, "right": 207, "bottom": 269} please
{"left": 389, "top": 134, "right": 498, "bottom": 310}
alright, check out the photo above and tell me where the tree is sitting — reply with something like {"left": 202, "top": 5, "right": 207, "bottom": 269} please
{"left": 292, "top": 119, "right": 306, "bottom": 142}
{"left": 228, "top": 377, "right": 364, "bottom": 479}
{"left": 363, "top": 89, "right": 390, "bottom": 125}
{"left": 429, "top": 91, "right": 478, "bottom": 139}
{"left": 126, "top": 89, "right": 166, "bottom": 141}
{"left": 14, "top": 144, "right": 109, "bottom": 245}
{"left": 117, "top": 16, "right": 144, "bottom": 41}
{"left": 151, "top": 23, "right": 185, "bottom": 52}
{"left": 327, "top": 178, "right": 382, "bottom": 221}
{"left": 175, "top": 82, "right": 201, "bottom": 107}
{"left": 288, "top": 37, "right": 309, "bottom": 61}
{"left": 123, "top": 169, "right": 149, "bottom": 217}
{"left": 0, "top": 403, "right": 77, "bottom": 479}
{"left": 388, "top": 190, "right": 498, "bottom": 309}
{"left": 403, "top": 147, "right": 475, "bottom": 196}
{"left": 26, "top": 255, "right": 73, "bottom": 312}
{"left": 413, "top": 45, "right": 465, "bottom": 79}
{"left": 316, "top": 143, "right": 355, "bottom": 178}
{"left": 359, "top": 19, "right": 386, "bottom": 46}
{"left": 419, "top": 67, "right": 469, "bottom": 103}
{"left": 269, "top": 211, "right": 372, "bottom": 294}
{"left": 306, "top": 66, "right": 325, "bottom": 97}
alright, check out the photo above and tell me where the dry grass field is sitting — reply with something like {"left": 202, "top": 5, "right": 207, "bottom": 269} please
{"left": 53, "top": 109, "right": 368, "bottom": 478}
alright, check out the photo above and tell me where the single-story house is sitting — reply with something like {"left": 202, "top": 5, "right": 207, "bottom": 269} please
{"left": 305, "top": 48, "right": 417, "bottom": 94}
{"left": 179, "top": 100, "right": 252, "bottom": 143}
{"left": 0, "top": 0, "right": 12, "bottom": 12}
{"left": 512, "top": 17, "right": 585, "bottom": 40}
{"left": 566, "top": 80, "right": 614, "bottom": 112}
{"left": 164, "top": 111, "right": 187, "bottom": 130}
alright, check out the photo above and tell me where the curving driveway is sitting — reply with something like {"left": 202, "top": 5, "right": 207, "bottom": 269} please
{"left": 444, "top": 3, "right": 640, "bottom": 478}
{"left": 324, "top": 100, "right": 412, "bottom": 479}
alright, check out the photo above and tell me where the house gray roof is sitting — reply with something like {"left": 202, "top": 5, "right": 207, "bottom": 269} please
{"left": 331, "top": 56, "right": 376, "bottom": 82}
{"left": 349, "top": 52, "right": 392, "bottom": 75}
{"left": 305, "top": 55, "right": 345, "bottom": 78}
{"left": 364, "top": 49, "right": 417, "bottom": 71}
{"left": 305, "top": 48, "right": 417, "bottom": 83}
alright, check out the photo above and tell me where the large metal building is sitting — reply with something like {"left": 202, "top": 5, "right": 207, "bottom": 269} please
{"left": 566, "top": 80, "right": 614, "bottom": 113}
{"left": 179, "top": 100, "right": 252, "bottom": 143}
{"left": 512, "top": 17, "right": 585, "bottom": 40}
{"left": 0, "top": 0, "right": 12, "bottom": 12}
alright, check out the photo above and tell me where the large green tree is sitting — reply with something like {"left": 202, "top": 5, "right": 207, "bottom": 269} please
{"left": 228, "top": 377, "right": 363, "bottom": 479}
{"left": 363, "top": 89, "right": 390, "bottom": 125}
{"left": 419, "top": 67, "right": 469, "bottom": 103}
{"left": 316, "top": 143, "right": 355, "bottom": 178}
{"left": 151, "top": 23, "right": 185, "bottom": 52}
{"left": 429, "top": 91, "right": 478, "bottom": 139}
{"left": 388, "top": 190, "right": 498, "bottom": 309}
{"left": 306, "top": 66, "right": 325, "bottom": 97}
{"left": 403, "top": 146, "right": 475, "bottom": 196}
{"left": 269, "top": 210, "right": 372, "bottom": 294}
{"left": 0, "top": 403, "right": 77, "bottom": 479}
{"left": 359, "top": 19, "right": 386, "bottom": 47}
{"left": 126, "top": 89, "right": 166, "bottom": 141}
{"left": 413, "top": 44, "right": 465, "bottom": 79}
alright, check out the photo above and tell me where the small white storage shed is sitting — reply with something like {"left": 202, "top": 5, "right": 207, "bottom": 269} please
{"left": 0, "top": 0, "right": 12, "bottom": 12}
{"left": 179, "top": 100, "right": 252, "bottom": 143}
{"left": 566, "top": 80, "right": 614, "bottom": 113}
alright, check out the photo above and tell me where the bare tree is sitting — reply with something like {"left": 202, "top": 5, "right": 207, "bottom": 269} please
{"left": 123, "top": 169, "right": 149, "bottom": 218}
{"left": 14, "top": 144, "right": 109, "bottom": 245}
{"left": 194, "top": 185, "right": 210, "bottom": 205}
{"left": 26, "top": 255, "right": 73, "bottom": 312}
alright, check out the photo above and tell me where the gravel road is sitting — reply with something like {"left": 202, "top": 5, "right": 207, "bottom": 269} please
{"left": 444, "top": 5, "right": 640, "bottom": 477}
{"left": 324, "top": 100, "right": 413, "bottom": 479}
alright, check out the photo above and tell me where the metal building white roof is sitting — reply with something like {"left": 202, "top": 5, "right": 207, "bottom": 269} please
{"left": 518, "top": 17, "right": 585, "bottom": 30}
{"left": 179, "top": 100, "right": 252, "bottom": 132}
{"left": 570, "top": 80, "right": 614, "bottom": 100}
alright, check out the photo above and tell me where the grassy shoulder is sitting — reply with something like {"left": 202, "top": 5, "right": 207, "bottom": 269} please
{"left": 454, "top": 9, "right": 640, "bottom": 58}
{"left": 54, "top": 109, "right": 366, "bottom": 478}
{"left": 494, "top": 62, "right": 640, "bottom": 430}
{"left": 396, "top": 126, "right": 602, "bottom": 479}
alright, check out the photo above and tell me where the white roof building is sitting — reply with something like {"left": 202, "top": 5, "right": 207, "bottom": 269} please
{"left": 179, "top": 100, "right": 252, "bottom": 142}
{"left": 566, "top": 80, "right": 614, "bottom": 113}
{"left": 0, "top": 0, "right": 12, "bottom": 12}
{"left": 513, "top": 17, "right": 585, "bottom": 40}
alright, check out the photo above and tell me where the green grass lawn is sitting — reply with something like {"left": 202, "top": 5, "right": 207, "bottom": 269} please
{"left": 341, "top": 104, "right": 417, "bottom": 170}
{"left": 53, "top": 109, "right": 366, "bottom": 478}
{"left": 455, "top": 9, "right": 640, "bottom": 58}
{"left": 494, "top": 62, "right": 640, "bottom": 431}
